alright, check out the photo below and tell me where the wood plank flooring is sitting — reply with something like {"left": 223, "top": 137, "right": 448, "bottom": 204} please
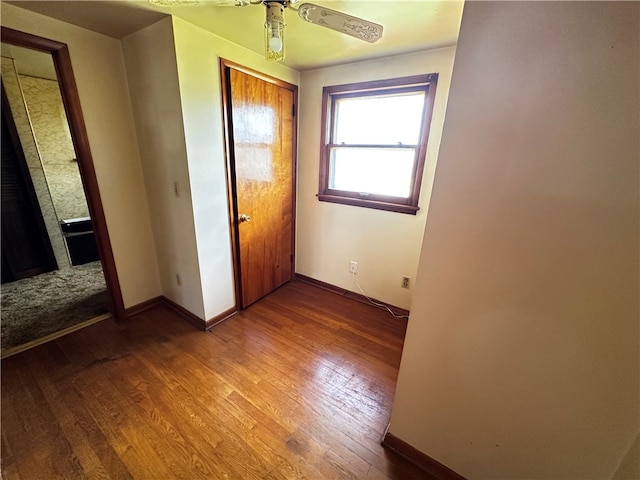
{"left": 1, "top": 280, "right": 428, "bottom": 479}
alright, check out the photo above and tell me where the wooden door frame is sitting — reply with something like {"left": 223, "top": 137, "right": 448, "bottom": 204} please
{"left": 1, "top": 27, "right": 125, "bottom": 319}
{"left": 219, "top": 58, "right": 298, "bottom": 310}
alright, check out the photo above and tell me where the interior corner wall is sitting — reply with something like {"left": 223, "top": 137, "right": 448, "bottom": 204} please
{"left": 170, "top": 17, "right": 299, "bottom": 320}
{"left": 296, "top": 47, "right": 458, "bottom": 311}
{"left": 1, "top": 3, "right": 161, "bottom": 308}
{"left": 613, "top": 433, "right": 640, "bottom": 480}
{"left": 122, "top": 18, "right": 205, "bottom": 319}
{"left": 388, "top": 2, "right": 639, "bottom": 479}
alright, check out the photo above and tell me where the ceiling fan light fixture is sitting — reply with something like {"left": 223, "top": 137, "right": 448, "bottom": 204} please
{"left": 269, "top": 31, "right": 283, "bottom": 53}
{"left": 149, "top": 0, "right": 383, "bottom": 62}
{"left": 265, "top": 1, "right": 286, "bottom": 61}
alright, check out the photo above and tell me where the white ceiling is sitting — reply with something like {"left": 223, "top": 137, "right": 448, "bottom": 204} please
{"left": 6, "top": 0, "right": 464, "bottom": 71}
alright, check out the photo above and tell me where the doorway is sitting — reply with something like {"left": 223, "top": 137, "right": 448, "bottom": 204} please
{"left": 220, "top": 60, "right": 297, "bottom": 309}
{"left": 0, "top": 27, "right": 124, "bottom": 355}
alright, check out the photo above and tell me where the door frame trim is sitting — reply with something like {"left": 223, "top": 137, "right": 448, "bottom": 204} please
{"left": 1, "top": 26, "right": 125, "bottom": 319}
{"left": 219, "top": 58, "right": 298, "bottom": 310}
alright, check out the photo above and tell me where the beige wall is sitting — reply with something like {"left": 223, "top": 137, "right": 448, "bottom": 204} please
{"left": 296, "top": 47, "right": 458, "bottom": 310}
{"left": 389, "top": 2, "right": 639, "bottom": 479}
{"left": 1, "top": 3, "right": 161, "bottom": 307}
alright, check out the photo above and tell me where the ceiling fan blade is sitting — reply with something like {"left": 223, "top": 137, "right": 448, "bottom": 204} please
{"left": 204, "top": 0, "right": 252, "bottom": 5}
{"left": 149, "top": 0, "right": 251, "bottom": 7}
{"left": 296, "top": 3, "right": 383, "bottom": 43}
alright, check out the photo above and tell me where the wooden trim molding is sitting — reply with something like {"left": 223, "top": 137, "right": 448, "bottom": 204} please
{"left": 219, "top": 58, "right": 298, "bottom": 90}
{"left": 219, "top": 59, "right": 242, "bottom": 311}
{"left": 124, "top": 296, "right": 163, "bottom": 317}
{"left": 126, "top": 273, "right": 407, "bottom": 331}
{"left": 316, "top": 194, "right": 420, "bottom": 214}
{"left": 124, "top": 296, "right": 238, "bottom": 331}
{"left": 160, "top": 296, "right": 207, "bottom": 330}
{"left": 382, "top": 432, "right": 467, "bottom": 480}
{"left": 1, "top": 26, "right": 125, "bottom": 319}
{"left": 294, "top": 274, "right": 409, "bottom": 317}
{"left": 160, "top": 297, "right": 237, "bottom": 331}
{"left": 203, "top": 307, "right": 237, "bottom": 330}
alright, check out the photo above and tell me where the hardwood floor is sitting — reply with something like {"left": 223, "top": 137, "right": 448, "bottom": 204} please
{"left": 1, "top": 280, "right": 428, "bottom": 479}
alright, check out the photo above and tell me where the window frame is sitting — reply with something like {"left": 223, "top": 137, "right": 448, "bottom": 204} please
{"left": 318, "top": 74, "right": 438, "bottom": 215}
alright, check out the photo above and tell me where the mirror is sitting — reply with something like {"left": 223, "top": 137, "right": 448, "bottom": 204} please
{"left": 1, "top": 27, "right": 124, "bottom": 356}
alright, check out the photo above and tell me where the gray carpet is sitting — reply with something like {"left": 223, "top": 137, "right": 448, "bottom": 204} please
{"left": 1, "top": 261, "right": 110, "bottom": 350}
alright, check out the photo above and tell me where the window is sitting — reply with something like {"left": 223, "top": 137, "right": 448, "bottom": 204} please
{"left": 318, "top": 74, "right": 438, "bottom": 214}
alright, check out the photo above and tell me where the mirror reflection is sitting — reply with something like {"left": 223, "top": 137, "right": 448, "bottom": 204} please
{"left": 1, "top": 43, "right": 110, "bottom": 354}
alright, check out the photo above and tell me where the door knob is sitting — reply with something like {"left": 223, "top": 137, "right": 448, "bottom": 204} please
{"left": 239, "top": 214, "right": 251, "bottom": 223}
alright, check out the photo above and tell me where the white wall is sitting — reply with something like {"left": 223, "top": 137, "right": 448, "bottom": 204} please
{"left": 171, "top": 17, "right": 298, "bottom": 320}
{"left": 1, "top": 3, "right": 161, "bottom": 308}
{"left": 123, "top": 17, "right": 299, "bottom": 321}
{"left": 389, "top": 2, "right": 639, "bottom": 479}
{"left": 122, "top": 18, "right": 205, "bottom": 318}
{"left": 297, "top": 47, "right": 458, "bottom": 310}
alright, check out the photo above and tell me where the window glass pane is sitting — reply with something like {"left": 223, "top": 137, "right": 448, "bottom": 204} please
{"left": 329, "top": 147, "right": 415, "bottom": 198}
{"left": 334, "top": 93, "right": 425, "bottom": 145}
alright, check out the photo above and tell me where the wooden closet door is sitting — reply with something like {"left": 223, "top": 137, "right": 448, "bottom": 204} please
{"left": 226, "top": 65, "right": 296, "bottom": 308}
{"left": 1, "top": 88, "right": 56, "bottom": 282}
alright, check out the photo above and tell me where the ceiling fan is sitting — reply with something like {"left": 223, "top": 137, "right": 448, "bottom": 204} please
{"left": 148, "top": 0, "right": 383, "bottom": 61}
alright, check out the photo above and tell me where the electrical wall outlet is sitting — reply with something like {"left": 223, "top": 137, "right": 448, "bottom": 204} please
{"left": 401, "top": 276, "right": 410, "bottom": 289}
{"left": 176, "top": 274, "right": 182, "bottom": 286}
{"left": 349, "top": 261, "right": 357, "bottom": 274}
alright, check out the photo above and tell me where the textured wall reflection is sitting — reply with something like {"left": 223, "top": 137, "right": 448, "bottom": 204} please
{"left": 1, "top": 57, "right": 70, "bottom": 268}
{"left": 20, "top": 75, "right": 89, "bottom": 221}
